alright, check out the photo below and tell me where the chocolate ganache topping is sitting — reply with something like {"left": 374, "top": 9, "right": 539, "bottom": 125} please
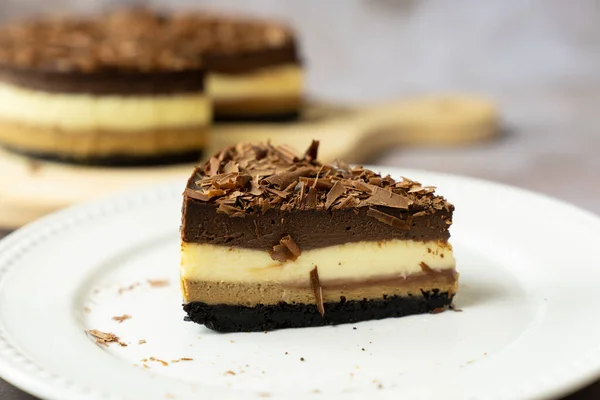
{"left": 181, "top": 141, "right": 454, "bottom": 251}
{"left": 0, "top": 8, "right": 299, "bottom": 94}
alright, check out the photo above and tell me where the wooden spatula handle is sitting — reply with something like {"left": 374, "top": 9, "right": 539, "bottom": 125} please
{"left": 209, "top": 95, "right": 498, "bottom": 163}
{"left": 344, "top": 95, "right": 499, "bottom": 161}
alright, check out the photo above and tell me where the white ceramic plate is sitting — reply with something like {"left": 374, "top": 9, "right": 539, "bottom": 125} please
{"left": 1, "top": 167, "right": 599, "bottom": 400}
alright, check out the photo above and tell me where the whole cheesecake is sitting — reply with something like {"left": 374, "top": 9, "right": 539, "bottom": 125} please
{"left": 0, "top": 10, "right": 211, "bottom": 165}
{"left": 180, "top": 141, "right": 458, "bottom": 332}
{"left": 0, "top": 9, "right": 302, "bottom": 165}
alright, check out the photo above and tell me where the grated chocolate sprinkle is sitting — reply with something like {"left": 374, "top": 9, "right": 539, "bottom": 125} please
{"left": 184, "top": 142, "right": 452, "bottom": 228}
{"left": 0, "top": 8, "right": 296, "bottom": 72}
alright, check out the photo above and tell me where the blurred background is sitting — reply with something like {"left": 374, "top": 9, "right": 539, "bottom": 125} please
{"left": 1, "top": 0, "right": 599, "bottom": 212}
{"left": 0, "top": 1, "right": 599, "bottom": 399}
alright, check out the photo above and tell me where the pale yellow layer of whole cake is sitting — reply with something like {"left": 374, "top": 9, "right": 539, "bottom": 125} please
{"left": 0, "top": 82, "right": 210, "bottom": 131}
{"left": 0, "top": 122, "right": 208, "bottom": 157}
{"left": 180, "top": 240, "right": 455, "bottom": 284}
{"left": 207, "top": 64, "right": 302, "bottom": 101}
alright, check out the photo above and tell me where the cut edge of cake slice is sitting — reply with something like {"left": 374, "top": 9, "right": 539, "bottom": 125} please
{"left": 180, "top": 140, "right": 457, "bottom": 332}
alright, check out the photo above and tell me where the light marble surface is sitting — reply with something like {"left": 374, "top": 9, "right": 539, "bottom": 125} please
{"left": 0, "top": 1, "right": 599, "bottom": 398}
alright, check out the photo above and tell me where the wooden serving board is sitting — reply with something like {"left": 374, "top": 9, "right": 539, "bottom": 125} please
{"left": 0, "top": 94, "right": 499, "bottom": 229}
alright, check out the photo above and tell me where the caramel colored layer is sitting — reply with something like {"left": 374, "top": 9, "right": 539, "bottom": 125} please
{"left": 0, "top": 121, "right": 208, "bottom": 157}
{"left": 181, "top": 270, "right": 458, "bottom": 306}
{"left": 213, "top": 96, "right": 301, "bottom": 117}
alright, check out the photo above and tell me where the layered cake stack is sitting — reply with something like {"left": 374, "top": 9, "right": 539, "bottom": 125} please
{"left": 0, "top": 9, "right": 303, "bottom": 165}
{"left": 180, "top": 141, "right": 458, "bottom": 332}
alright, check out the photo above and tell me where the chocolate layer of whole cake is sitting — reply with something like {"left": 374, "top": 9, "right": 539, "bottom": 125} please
{"left": 180, "top": 141, "right": 457, "bottom": 332}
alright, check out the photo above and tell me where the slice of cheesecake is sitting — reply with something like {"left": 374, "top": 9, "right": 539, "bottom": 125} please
{"left": 180, "top": 141, "right": 458, "bottom": 332}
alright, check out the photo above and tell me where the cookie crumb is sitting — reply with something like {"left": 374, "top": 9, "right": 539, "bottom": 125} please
{"left": 112, "top": 314, "right": 132, "bottom": 323}
{"left": 138, "top": 339, "right": 147, "bottom": 345}
{"left": 27, "top": 159, "right": 43, "bottom": 174}
{"left": 224, "top": 370, "right": 236, "bottom": 376}
{"left": 259, "top": 393, "right": 271, "bottom": 398}
{"left": 180, "top": 357, "right": 193, "bottom": 361}
{"left": 83, "top": 307, "right": 91, "bottom": 313}
{"left": 118, "top": 282, "right": 140, "bottom": 295}
{"left": 87, "top": 329, "right": 127, "bottom": 347}
{"left": 147, "top": 279, "right": 170, "bottom": 288}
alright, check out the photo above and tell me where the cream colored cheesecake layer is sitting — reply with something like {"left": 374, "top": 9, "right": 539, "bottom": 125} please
{"left": 0, "top": 82, "right": 210, "bottom": 131}
{"left": 180, "top": 240, "right": 455, "bottom": 284}
{"left": 207, "top": 64, "right": 302, "bottom": 101}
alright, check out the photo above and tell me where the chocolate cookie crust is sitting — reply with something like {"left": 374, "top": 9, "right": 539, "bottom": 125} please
{"left": 183, "top": 291, "right": 454, "bottom": 332}
{"left": 181, "top": 141, "right": 454, "bottom": 250}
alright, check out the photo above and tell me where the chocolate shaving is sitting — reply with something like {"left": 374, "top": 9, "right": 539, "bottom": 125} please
{"left": 365, "top": 186, "right": 412, "bottom": 209}
{"left": 382, "top": 175, "right": 396, "bottom": 186}
{"left": 269, "top": 235, "right": 302, "bottom": 262}
{"left": 253, "top": 220, "right": 261, "bottom": 238}
{"left": 303, "top": 140, "right": 319, "bottom": 161}
{"left": 419, "top": 262, "right": 433, "bottom": 273}
{"left": 249, "top": 179, "right": 264, "bottom": 196}
{"left": 366, "top": 207, "right": 410, "bottom": 230}
{"left": 277, "top": 145, "right": 299, "bottom": 163}
{"left": 280, "top": 235, "right": 301, "bottom": 259}
{"left": 112, "top": 314, "right": 132, "bottom": 323}
{"left": 301, "top": 186, "right": 318, "bottom": 209}
{"left": 325, "top": 181, "right": 346, "bottom": 209}
{"left": 263, "top": 166, "right": 313, "bottom": 190}
{"left": 223, "top": 161, "right": 239, "bottom": 174}
{"left": 265, "top": 187, "right": 292, "bottom": 199}
{"left": 183, "top": 188, "right": 212, "bottom": 202}
{"left": 368, "top": 177, "right": 383, "bottom": 186}
{"left": 299, "top": 177, "right": 334, "bottom": 190}
{"left": 309, "top": 267, "right": 325, "bottom": 317}
{"left": 208, "top": 157, "right": 220, "bottom": 176}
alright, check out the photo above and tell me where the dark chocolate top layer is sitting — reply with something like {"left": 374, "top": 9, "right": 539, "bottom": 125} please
{"left": 181, "top": 141, "right": 454, "bottom": 250}
{"left": 0, "top": 67, "right": 205, "bottom": 95}
{"left": 0, "top": 8, "right": 299, "bottom": 95}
